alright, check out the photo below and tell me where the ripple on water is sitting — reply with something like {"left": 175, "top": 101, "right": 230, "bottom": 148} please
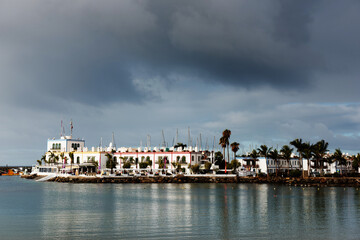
{"left": 1, "top": 178, "right": 360, "bottom": 239}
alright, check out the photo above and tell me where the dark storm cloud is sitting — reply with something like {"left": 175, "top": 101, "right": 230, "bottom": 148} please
{"left": 274, "top": 0, "right": 320, "bottom": 46}
{"left": 0, "top": 0, "right": 156, "bottom": 108}
{"left": 0, "top": 0, "right": 359, "bottom": 109}
{"left": 144, "top": 0, "right": 317, "bottom": 88}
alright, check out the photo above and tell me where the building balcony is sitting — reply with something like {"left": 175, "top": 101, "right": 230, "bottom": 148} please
{"left": 49, "top": 148, "right": 61, "bottom": 151}
{"left": 243, "top": 165, "right": 258, "bottom": 168}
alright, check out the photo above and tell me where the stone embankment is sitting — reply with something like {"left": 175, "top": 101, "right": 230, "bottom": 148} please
{"left": 21, "top": 174, "right": 39, "bottom": 180}
{"left": 22, "top": 174, "right": 360, "bottom": 187}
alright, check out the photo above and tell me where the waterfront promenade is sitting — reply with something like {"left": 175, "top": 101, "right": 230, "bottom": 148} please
{"left": 21, "top": 174, "right": 360, "bottom": 187}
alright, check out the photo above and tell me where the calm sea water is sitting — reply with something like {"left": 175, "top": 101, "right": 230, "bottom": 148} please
{"left": 1, "top": 176, "right": 360, "bottom": 240}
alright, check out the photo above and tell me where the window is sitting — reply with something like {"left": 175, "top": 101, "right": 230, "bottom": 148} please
{"left": 192, "top": 156, "right": 194, "bottom": 162}
{"left": 77, "top": 156, "right": 80, "bottom": 164}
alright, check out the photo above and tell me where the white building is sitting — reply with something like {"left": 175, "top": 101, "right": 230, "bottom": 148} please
{"left": 33, "top": 135, "right": 213, "bottom": 175}
{"left": 236, "top": 156, "right": 357, "bottom": 175}
{"left": 47, "top": 136, "right": 85, "bottom": 153}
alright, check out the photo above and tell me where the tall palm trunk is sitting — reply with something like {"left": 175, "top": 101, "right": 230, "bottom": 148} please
{"left": 265, "top": 156, "right": 269, "bottom": 178}
{"left": 223, "top": 147, "right": 226, "bottom": 172}
{"left": 227, "top": 144, "right": 230, "bottom": 166}
{"left": 299, "top": 154, "right": 304, "bottom": 178}
{"left": 287, "top": 159, "right": 290, "bottom": 176}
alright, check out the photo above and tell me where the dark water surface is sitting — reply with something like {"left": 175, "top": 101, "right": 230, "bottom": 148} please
{"left": 1, "top": 176, "right": 360, "bottom": 239}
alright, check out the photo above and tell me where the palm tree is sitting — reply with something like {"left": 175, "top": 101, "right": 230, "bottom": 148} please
{"left": 69, "top": 152, "right": 74, "bottom": 173}
{"left": 105, "top": 152, "right": 116, "bottom": 174}
{"left": 301, "top": 142, "right": 313, "bottom": 177}
{"left": 249, "top": 149, "right": 259, "bottom": 174}
{"left": 290, "top": 139, "right": 305, "bottom": 178}
{"left": 312, "top": 140, "right": 329, "bottom": 176}
{"left": 257, "top": 145, "right": 272, "bottom": 176}
{"left": 41, "top": 154, "right": 47, "bottom": 165}
{"left": 352, "top": 154, "right": 360, "bottom": 172}
{"left": 222, "top": 129, "right": 231, "bottom": 165}
{"left": 60, "top": 152, "right": 65, "bottom": 168}
{"left": 54, "top": 155, "right": 59, "bottom": 166}
{"left": 135, "top": 158, "right": 139, "bottom": 169}
{"left": 48, "top": 151, "right": 56, "bottom": 165}
{"left": 333, "top": 148, "right": 346, "bottom": 175}
{"left": 280, "top": 145, "right": 293, "bottom": 175}
{"left": 219, "top": 136, "right": 227, "bottom": 172}
{"left": 230, "top": 142, "right": 240, "bottom": 160}
{"left": 269, "top": 149, "right": 280, "bottom": 177}
{"left": 37, "top": 160, "right": 42, "bottom": 166}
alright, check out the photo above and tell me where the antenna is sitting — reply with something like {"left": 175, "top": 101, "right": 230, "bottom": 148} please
{"left": 199, "top": 133, "right": 202, "bottom": 151}
{"left": 213, "top": 136, "right": 215, "bottom": 151}
{"left": 161, "top": 130, "right": 166, "bottom": 148}
{"left": 112, "top": 132, "right": 116, "bottom": 149}
{"left": 100, "top": 137, "right": 103, "bottom": 148}
{"left": 60, "top": 120, "right": 63, "bottom": 137}
{"left": 205, "top": 137, "right": 208, "bottom": 151}
{"left": 147, "top": 134, "right": 151, "bottom": 148}
{"left": 70, "top": 119, "right": 73, "bottom": 137}
{"left": 175, "top": 128, "right": 178, "bottom": 145}
{"left": 188, "top": 127, "right": 190, "bottom": 147}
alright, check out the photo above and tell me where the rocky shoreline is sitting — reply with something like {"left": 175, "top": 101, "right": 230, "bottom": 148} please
{"left": 21, "top": 174, "right": 360, "bottom": 187}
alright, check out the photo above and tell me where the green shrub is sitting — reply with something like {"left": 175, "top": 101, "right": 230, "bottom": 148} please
{"left": 158, "top": 160, "right": 165, "bottom": 168}
{"left": 139, "top": 162, "right": 148, "bottom": 168}
{"left": 230, "top": 160, "right": 240, "bottom": 170}
{"left": 204, "top": 162, "right": 212, "bottom": 171}
{"left": 289, "top": 169, "right": 302, "bottom": 178}
{"left": 172, "top": 162, "right": 181, "bottom": 171}
{"left": 258, "top": 172, "right": 266, "bottom": 177}
{"left": 333, "top": 172, "right": 340, "bottom": 177}
{"left": 191, "top": 164, "right": 200, "bottom": 173}
{"left": 123, "top": 162, "right": 131, "bottom": 169}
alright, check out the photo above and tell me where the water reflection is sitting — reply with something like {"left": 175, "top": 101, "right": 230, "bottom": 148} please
{"left": 2, "top": 178, "right": 360, "bottom": 239}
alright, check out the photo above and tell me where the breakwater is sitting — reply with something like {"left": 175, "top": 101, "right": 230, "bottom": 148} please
{"left": 22, "top": 174, "right": 360, "bottom": 187}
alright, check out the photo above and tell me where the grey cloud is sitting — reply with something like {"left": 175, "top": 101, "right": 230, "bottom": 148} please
{"left": 3, "top": 0, "right": 357, "bottom": 110}
{"left": 1, "top": 0, "right": 360, "bottom": 165}
{"left": 274, "top": 0, "right": 320, "bottom": 46}
{"left": 0, "top": 0, "right": 157, "bottom": 109}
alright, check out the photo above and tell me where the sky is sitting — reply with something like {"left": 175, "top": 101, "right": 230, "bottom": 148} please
{"left": 1, "top": 0, "right": 360, "bottom": 165}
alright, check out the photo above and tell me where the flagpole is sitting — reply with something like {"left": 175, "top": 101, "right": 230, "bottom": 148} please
{"left": 70, "top": 119, "right": 73, "bottom": 138}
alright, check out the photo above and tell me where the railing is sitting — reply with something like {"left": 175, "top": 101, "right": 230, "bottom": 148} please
{"left": 243, "top": 165, "right": 259, "bottom": 168}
